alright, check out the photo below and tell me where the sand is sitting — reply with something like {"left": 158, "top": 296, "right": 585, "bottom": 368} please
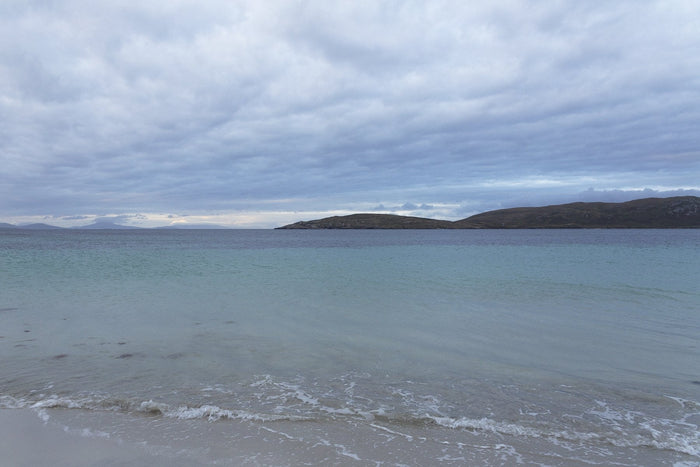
{"left": 0, "top": 409, "right": 197, "bottom": 467}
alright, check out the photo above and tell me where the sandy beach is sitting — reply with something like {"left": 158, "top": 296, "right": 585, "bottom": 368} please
{"left": 0, "top": 407, "right": 371, "bottom": 466}
{"left": 0, "top": 409, "right": 197, "bottom": 467}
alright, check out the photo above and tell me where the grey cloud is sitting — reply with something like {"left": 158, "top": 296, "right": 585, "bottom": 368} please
{"left": 1, "top": 1, "right": 699, "bottom": 222}
{"left": 92, "top": 214, "right": 146, "bottom": 224}
{"left": 58, "top": 215, "right": 91, "bottom": 221}
{"left": 575, "top": 188, "right": 700, "bottom": 204}
{"left": 367, "top": 203, "right": 438, "bottom": 214}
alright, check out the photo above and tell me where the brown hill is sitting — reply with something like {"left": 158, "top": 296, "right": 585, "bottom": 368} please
{"left": 277, "top": 197, "right": 700, "bottom": 229}
{"left": 455, "top": 196, "right": 700, "bottom": 228}
{"left": 278, "top": 213, "right": 454, "bottom": 229}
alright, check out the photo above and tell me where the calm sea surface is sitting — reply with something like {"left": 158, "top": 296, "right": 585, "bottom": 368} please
{"left": 1, "top": 229, "right": 699, "bottom": 466}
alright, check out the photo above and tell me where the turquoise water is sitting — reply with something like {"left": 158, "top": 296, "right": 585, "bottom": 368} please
{"left": 1, "top": 229, "right": 699, "bottom": 465}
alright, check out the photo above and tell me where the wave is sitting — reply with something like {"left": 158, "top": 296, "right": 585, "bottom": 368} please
{"left": 2, "top": 388, "right": 698, "bottom": 459}
{"left": 424, "top": 413, "right": 700, "bottom": 458}
{"left": 143, "top": 401, "right": 309, "bottom": 422}
{"left": 0, "top": 394, "right": 310, "bottom": 423}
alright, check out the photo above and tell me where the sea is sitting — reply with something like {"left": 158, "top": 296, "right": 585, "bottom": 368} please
{"left": 1, "top": 228, "right": 699, "bottom": 466}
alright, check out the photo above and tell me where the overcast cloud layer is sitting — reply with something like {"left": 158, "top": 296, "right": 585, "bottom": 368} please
{"left": 2, "top": 1, "right": 699, "bottom": 227}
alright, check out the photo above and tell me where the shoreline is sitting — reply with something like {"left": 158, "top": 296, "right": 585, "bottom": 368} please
{"left": 3, "top": 397, "right": 698, "bottom": 466}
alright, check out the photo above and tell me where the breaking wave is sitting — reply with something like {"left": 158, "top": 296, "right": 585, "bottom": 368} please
{"left": 2, "top": 382, "right": 698, "bottom": 459}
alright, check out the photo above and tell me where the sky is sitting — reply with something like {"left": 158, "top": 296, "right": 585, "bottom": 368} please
{"left": 1, "top": 1, "right": 699, "bottom": 228}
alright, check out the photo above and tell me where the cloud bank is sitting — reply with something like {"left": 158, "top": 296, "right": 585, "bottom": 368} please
{"left": 1, "top": 1, "right": 699, "bottom": 227}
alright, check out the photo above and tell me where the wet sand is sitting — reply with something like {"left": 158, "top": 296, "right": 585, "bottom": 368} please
{"left": 0, "top": 407, "right": 370, "bottom": 466}
{"left": 0, "top": 409, "right": 194, "bottom": 467}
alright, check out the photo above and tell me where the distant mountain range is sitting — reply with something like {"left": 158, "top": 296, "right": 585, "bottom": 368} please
{"left": 78, "top": 221, "right": 143, "bottom": 229}
{"left": 0, "top": 222, "right": 64, "bottom": 230}
{"left": 0, "top": 221, "right": 230, "bottom": 230}
{"left": 277, "top": 196, "right": 700, "bottom": 229}
{"left": 155, "top": 224, "right": 231, "bottom": 230}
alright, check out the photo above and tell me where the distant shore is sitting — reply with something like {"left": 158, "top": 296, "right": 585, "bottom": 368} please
{"left": 2, "top": 196, "right": 699, "bottom": 230}
{"left": 277, "top": 196, "right": 700, "bottom": 229}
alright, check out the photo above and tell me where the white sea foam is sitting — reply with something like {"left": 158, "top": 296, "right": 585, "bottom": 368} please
{"left": 137, "top": 400, "right": 170, "bottom": 415}
{"left": 30, "top": 395, "right": 89, "bottom": 410}
{"left": 428, "top": 415, "right": 546, "bottom": 438}
{"left": 0, "top": 395, "right": 26, "bottom": 409}
{"left": 586, "top": 400, "right": 700, "bottom": 457}
{"left": 2, "top": 392, "right": 311, "bottom": 424}
{"left": 250, "top": 376, "right": 376, "bottom": 421}
{"left": 165, "top": 403, "right": 309, "bottom": 422}
{"left": 666, "top": 395, "right": 700, "bottom": 410}
{"left": 428, "top": 412, "right": 700, "bottom": 458}
{"left": 315, "top": 437, "right": 362, "bottom": 461}
{"left": 370, "top": 423, "right": 414, "bottom": 441}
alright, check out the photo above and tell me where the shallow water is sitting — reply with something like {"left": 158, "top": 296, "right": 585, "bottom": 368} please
{"left": 1, "top": 229, "right": 699, "bottom": 465}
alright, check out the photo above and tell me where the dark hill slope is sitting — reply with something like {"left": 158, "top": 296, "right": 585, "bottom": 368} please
{"left": 277, "top": 197, "right": 700, "bottom": 229}
{"left": 456, "top": 196, "right": 700, "bottom": 228}
{"left": 278, "top": 213, "right": 454, "bottom": 229}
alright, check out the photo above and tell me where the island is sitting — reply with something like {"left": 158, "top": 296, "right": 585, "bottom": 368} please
{"left": 277, "top": 196, "right": 700, "bottom": 229}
